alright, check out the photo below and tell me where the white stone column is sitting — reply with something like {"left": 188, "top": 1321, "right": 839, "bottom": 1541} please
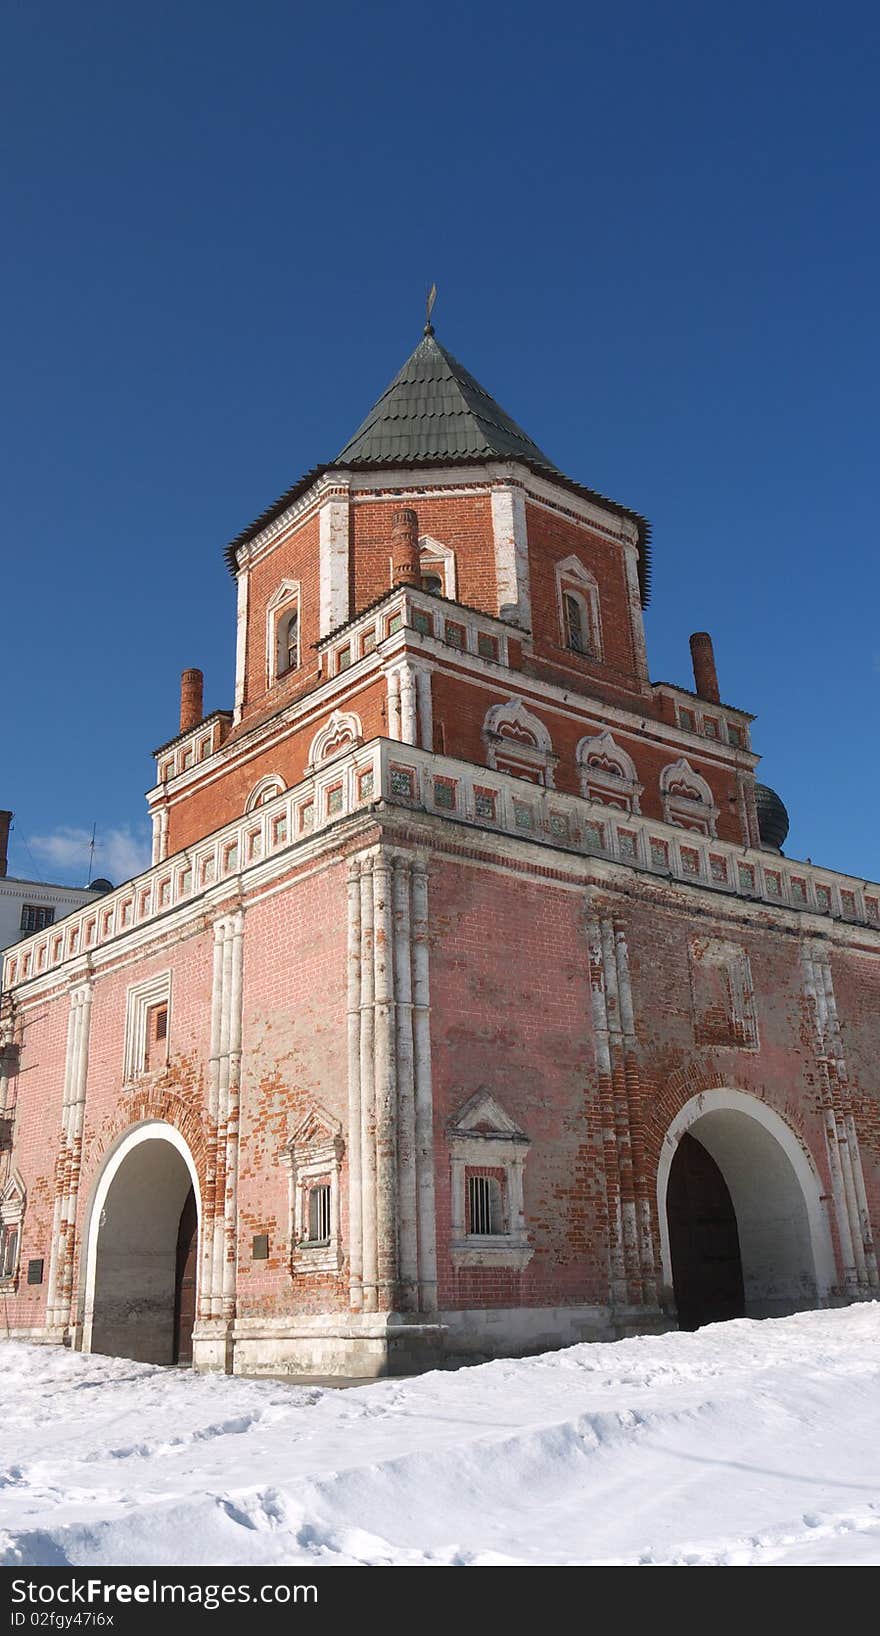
{"left": 346, "top": 860, "right": 364, "bottom": 1311}
{"left": 393, "top": 858, "right": 418, "bottom": 1310}
{"left": 387, "top": 669, "right": 402, "bottom": 742}
{"left": 359, "top": 861, "right": 378, "bottom": 1311}
{"left": 222, "top": 912, "right": 245, "bottom": 1318}
{"left": 801, "top": 947, "right": 859, "bottom": 1290}
{"left": 411, "top": 860, "right": 437, "bottom": 1313}
{"left": 613, "top": 920, "right": 658, "bottom": 1304}
{"left": 372, "top": 856, "right": 398, "bottom": 1311}
{"left": 46, "top": 982, "right": 91, "bottom": 1331}
{"left": 233, "top": 567, "right": 250, "bottom": 723}
{"left": 587, "top": 915, "right": 628, "bottom": 1307}
{"left": 201, "top": 918, "right": 226, "bottom": 1316}
{"left": 211, "top": 921, "right": 234, "bottom": 1317}
{"left": 491, "top": 485, "right": 531, "bottom": 629}
{"left": 815, "top": 951, "right": 877, "bottom": 1289}
{"left": 622, "top": 542, "right": 649, "bottom": 683}
{"left": 318, "top": 491, "right": 350, "bottom": 636}
{"left": 415, "top": 668, "right": 433, "bottom": 752}
{"left": 398, "top": 665, "right": 418, "bottom": 747}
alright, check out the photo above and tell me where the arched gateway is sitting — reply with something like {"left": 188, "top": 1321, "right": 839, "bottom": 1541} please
{"left": 81, "top": 1122, "right": 201, "bottom": 1365}
{"left": 658, "top": 1089, "right": 836, "bottom": 1328}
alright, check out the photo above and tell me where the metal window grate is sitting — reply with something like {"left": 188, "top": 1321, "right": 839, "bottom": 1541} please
{"left": 468, "top": 1174, "right": 502, "bottom": 1236}
{"left": 308, "top": 1183, "right": 331, "bottom": 1244}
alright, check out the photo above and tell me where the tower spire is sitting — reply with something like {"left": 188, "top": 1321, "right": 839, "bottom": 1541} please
{"left": 424, "top": 282, "right": 437, "bottom": 336}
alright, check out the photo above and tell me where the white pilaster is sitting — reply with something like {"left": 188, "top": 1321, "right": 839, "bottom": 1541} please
{"left": 491, "top": 485, "right": 531, "bottom": 629}
{"left": 346, "top": 861, "right": 364, "bottom": 1311}
{"left": 318, "top": 492, "right": 351, "bottom": 637}
{"left": 398, "top": 665, "right": 418, "bottom": 746}
{"left": 359, "top": 862, "right": 378, "bottom": 1312}
{"left": 623, "top": 543, "right": 649, "bottom": 683}
{"left": 233, "top": 568, "right": 249, "bottom": 724}
{"left": 415, "top": 668, "right": 433, "bottom": 751}
{"left": 411, "top": 860, "right": 437, "bottom": 1313}
{"left": 387, "top": 668, "right": 402, "bottom": 741}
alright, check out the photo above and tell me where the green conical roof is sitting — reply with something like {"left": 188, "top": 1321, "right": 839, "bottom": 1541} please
{"left": 334, "top": 329, "right": 563, "bottom": 474}
{"left": 225, "top": 328, "right": 651, "bottom": 603}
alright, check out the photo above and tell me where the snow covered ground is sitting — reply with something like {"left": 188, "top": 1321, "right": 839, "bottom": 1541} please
{"left": 1, "top": 1306, "right": 878, "bottom": 1568}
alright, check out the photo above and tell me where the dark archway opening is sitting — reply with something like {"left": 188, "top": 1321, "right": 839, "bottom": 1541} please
{"left": 173, "top": 1185, "right": 198, "bottom": 1364}
{"left": 89, "top": 1137, "right": 199, "bottom": 1364}
{"left": 667, "top": 1131, "right": 745, "bottom": 1330}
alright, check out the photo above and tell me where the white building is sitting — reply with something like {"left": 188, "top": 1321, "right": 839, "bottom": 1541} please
{"left": 0, "top": 811, "right": 110, "bottom": 953}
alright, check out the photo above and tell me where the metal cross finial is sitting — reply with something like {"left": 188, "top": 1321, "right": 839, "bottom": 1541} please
{"left": 425, "top": 282, "right": 437, "bottom": 335}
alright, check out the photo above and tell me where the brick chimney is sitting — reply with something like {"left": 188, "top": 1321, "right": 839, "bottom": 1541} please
{"left": 390, "top": 508, "right": 421, "bottom": 589}
{"left": 689, "top": 632, "right": 720, "bottom": 704}
{"left": 179, "top": 669, "right": 204, "bottom": 734}
{"left": 0, "top": 810, "right": 11, "bottom": 878}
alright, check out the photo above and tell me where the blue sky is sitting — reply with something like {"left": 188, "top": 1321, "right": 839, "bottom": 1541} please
{"left": 3, "top": 1, "right": 878, "bottom": 886}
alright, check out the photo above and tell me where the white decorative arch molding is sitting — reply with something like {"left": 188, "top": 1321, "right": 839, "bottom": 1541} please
{"left": 448, "top": 1090, "right": 532, "bottom": 1269}
{"left": 245, "top": 774, "right": 286, "bottom": 813}
{"left": 266, "top": 578, "right": 302, "bottom": 686}
{"left": 483, "top": 697, "right": 555, "bottom": 787}
{"left": 307, "top": 709, "right": 363, "bottom": 772}
{"left": 555, "top": 554, "right": 603, "bottom": 660}
{"left": 418, "top": 535, "right": 457, "bottom": 599}
{"left": 80, "top": 1120, "right": 202, "bottom": 1354}
{"left": 1, "top": 1170, "right": 25, "bottom": 1213}
{"left": 285, "top": 1102, "right": 345, "bottom": 1273}
{"left": 576, "top": 729, "right": 642, "bottom": 813}
{"left": 660, "top": 757, "right": 717, "bottom": 836}
{"left": 657, "top": 1088, "right": 836, "bottom": 1310}
{"left": 0, "top": 1171, "right": 25, "bottom": 1281}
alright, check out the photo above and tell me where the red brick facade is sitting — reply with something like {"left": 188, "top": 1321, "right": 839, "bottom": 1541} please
{"left": 1, "top": 338, "right": 877, "bottom": 1376}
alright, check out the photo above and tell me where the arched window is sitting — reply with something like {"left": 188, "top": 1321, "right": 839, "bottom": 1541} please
{"left": 0, "top": 1173, "right": 25, "bottom": 1283}
{"left": 483, "top": 698, "right": 556, "bottom": 788}
{"left": 563, "top": 592, "right": 587, "bottom": 654}
{"left": 265, "top": 580, "right": 302, "bottom": 687}
{"left": 418, "top": 536, "right": 457, "bottom": 599}
{"left": 282, "top": 608, "right": 299, "bottom": 674}
{"left": 660, "top": 759, "right": 718, "bottom": 837}
{"left": 576, "top": 731, "right": 642, "bottom": 813}
{"left": 306, "top": 710, "right": 363, "bottom": 772}
{"left": 246, "top": 776, "right": 285, "bottom": 813}
{"left": 555, "top": 557, "right": 602, "bottom": 661}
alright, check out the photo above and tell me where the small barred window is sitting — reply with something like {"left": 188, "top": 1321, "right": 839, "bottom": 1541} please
{"left": 307, "top": 1184, "right": 331, "bottom": 1245}
{"left": 467, "top": 1174, "right": 503, "bottom": 1236}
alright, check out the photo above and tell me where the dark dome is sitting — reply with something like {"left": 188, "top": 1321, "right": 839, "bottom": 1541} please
{"left": 755, "top": 784, "right": 790, "bottom": 851}
{"left": 88, "top": 877, "right": 114, "bottom": 894}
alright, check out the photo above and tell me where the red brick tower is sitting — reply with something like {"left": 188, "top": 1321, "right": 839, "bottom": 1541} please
{"left": 2, "top": 324, "right": 877, "bottom": 1377}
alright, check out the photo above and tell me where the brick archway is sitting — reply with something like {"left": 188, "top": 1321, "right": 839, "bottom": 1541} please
{"left": 80, "top": 1120, "right": 203, "bottom": 1365}
{"left": 657, "top": 1088, "right": 836, "bottom": 1322}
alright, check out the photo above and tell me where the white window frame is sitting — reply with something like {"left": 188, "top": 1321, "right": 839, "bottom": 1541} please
{"left": 418, "top": 535, "right": 457, "bottom": 599}
{"left": 0, "top": 1171, "right": 25, "bottom": 1284}
{"left": 661, "top": 758, "right": 718, "bottom": 837}
{"left": 285, "top": 1105, "right": 344, "bottom": 1274}
{"left": 448, "top": 1091, "right": 532, "bottom": 1269}
{"left": 245, "top": 775, "right": 285, "bottom": 813}
{"left": 555, "top": 556, "right": 603, "bottom": 660}
{"left": 123, "top": 972, "right": 172, "bottom": 1084}
{"left": 306, "top": 709, "right": 363, "bottom": 773}
{"left": 483, "top": 697, "right": 556, "bottom": 789}
{"left": 266, "top": 579, "right": 302, "bottom": 687}
{"left": 576, "top": 730, "right": 642, "bottom": 813}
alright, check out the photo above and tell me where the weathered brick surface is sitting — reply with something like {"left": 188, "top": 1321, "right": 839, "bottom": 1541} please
{"left": 3, "top": 451, "right": 878, "bottom": 1367}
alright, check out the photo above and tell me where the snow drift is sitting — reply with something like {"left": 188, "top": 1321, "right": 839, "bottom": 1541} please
{"left": 1, "top": 1305, "right": 879, "bottom": 1567}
